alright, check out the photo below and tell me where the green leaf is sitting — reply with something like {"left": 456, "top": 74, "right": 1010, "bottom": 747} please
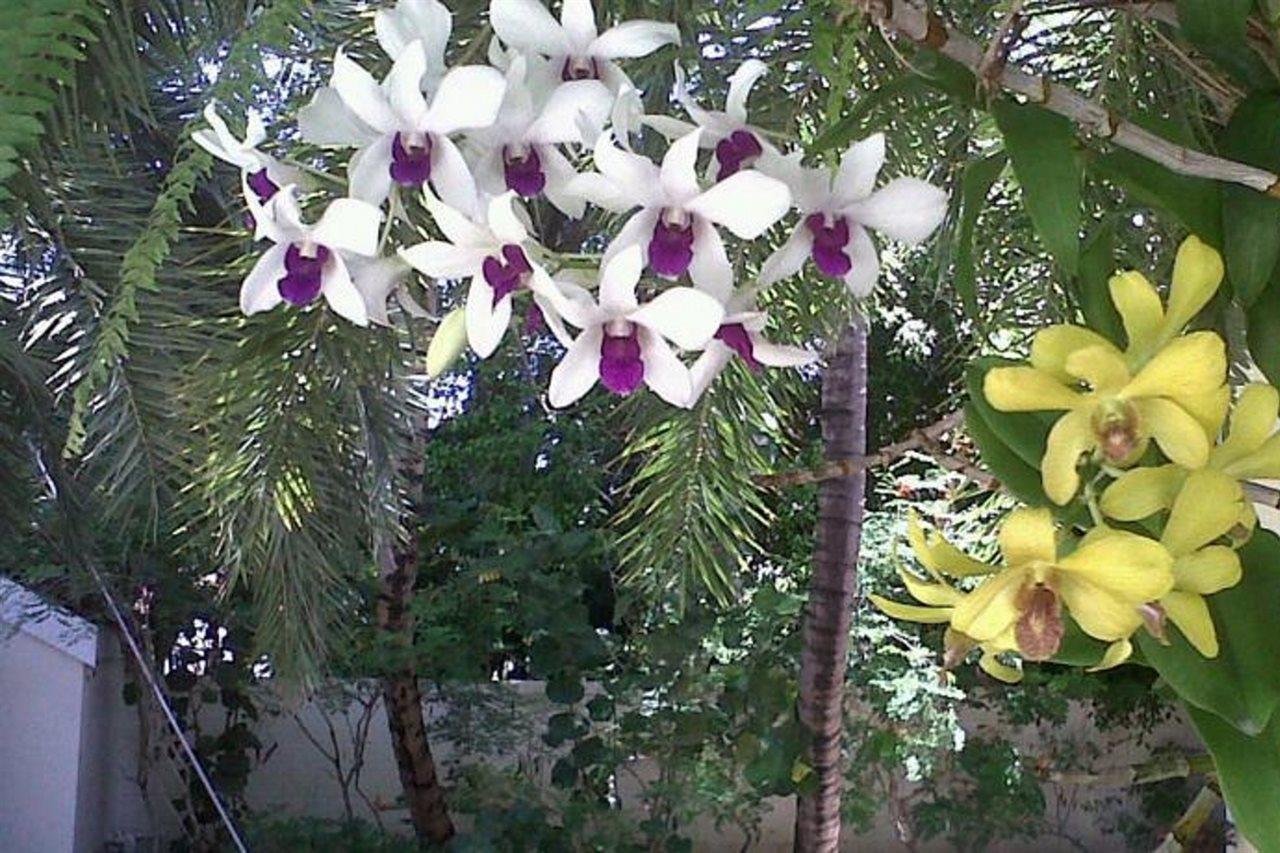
{"left": 1186, "top": 704, "right": 1280, "bottom": 852}
{"left": 426, "top": 308, "right": 468, "bottom": 378}
{"left": 992, "top": 101, "right": 1083, "bottom": 274}
{"left": 1247, "top": 270, "right": 1280, "bottom": 386}
{"left": 1176, "top": 0, "right": 1277, "bottom": 91}
{"left": 1140, "top": 530, "right": 1280, "bottom": 735}
{"left": 1090, "top": 148, "right": 1222, "bottom": 246}
{"left": 545, "top": 674, "right": 585, "bottom": 705}
{"left": 1071, "top": 219, "right": 1125, "bottom": 346}
{"left": 911, "top": 49, "right": 978, "bottom": 107}
{"left": 962, "top": 400, "right": 1048, "bottom": 506}
{"left": 953, "top": 152, "right": 1007, "bottom": 316}
{"left": 965, "top": 359, "right": 1053, "bottom": 471}
{"left": 1221, "top": 95, "right": 1280, "bottom": 306}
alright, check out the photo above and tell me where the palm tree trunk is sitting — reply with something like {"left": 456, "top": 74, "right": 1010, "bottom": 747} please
{"left": 794, "top": 317, "right": 869, "bottom": 852}
{"left": 377, "top": 538, "right": 455, "bottom": 844}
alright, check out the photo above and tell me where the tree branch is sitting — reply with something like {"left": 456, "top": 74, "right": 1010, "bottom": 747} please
{"left": 855, "top": 0, "right": 1280, "bottom": 196}
{"left": 1045, "top": 752, "right": 1215, "bottom": 787}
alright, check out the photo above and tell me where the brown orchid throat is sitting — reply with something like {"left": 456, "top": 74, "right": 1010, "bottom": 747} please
{"left": 1091, "top": 399, "right": 1143, "bottom": 464}
{"left": 1015, "top": 582, "right": 1064, "bottom": 661}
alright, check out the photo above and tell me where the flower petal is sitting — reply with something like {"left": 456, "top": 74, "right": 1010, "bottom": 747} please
{"left": 950, "top": 567, "right": 1029, "bottom": 643}
{"left": 430, "top": 134, "right": 482, "bottom": 216}
{"left": 899, "top": 567, "right": 962, "bottom": 607}
{"left": 759, "top": 226, "right": 812, "bottom": 286}
{"left": 549, "top": 325, "right": 604, "bottom": 408}
{"left": 375, "top": 0, "right": 453, "bottom": 62}
{"left": 1162, "top": 590, "right": 1218, "bottom": 657}
{"left": 979, "top": 650, "right": 1023, "bottom": 683}
{"left": 347, "top": 135, "right": 396, "bottom": 206}
{"left": 348, "top": 254, "right": 409, "bottom": 326}
{"left": 298, "top": 87, "right": 381, "bottom": 147}
{"left": 1123, "top": 331, "right": 1226, "bottom": 400}
{"left": 869, "top": 595, "right": 953, "bottom": 624}
{"left": 1056, "top": 576, "right": 1144, "bottom": 642}
{"left": 384, "top": 40, "right": 430, "bottom": 128}
{"left": 983, "top": 366, "right": 1080, "bottom": 412}
{"left": 842, "top": 224, "right": 880, "bottom": 297}
{"left": 1042, "top": 408, "right": 1095, "bottom": 505}
{"left": 485, "top": 192, "right": 528, "bottom": 245}
{"left": 398, "top": 241, "right": 486, "bottom": 278}
{"left": 833, "top": 133, "right": 885, "bottom": 205}
{"left": 526, "top": 80, "right": 613, "bottom": 145}
{"left": 321, "top": 254, "right": 370, "bottom": 326}
{"left": 752, "top": 338, "right": 818, "bottom": 368}
{"left": 1064, "top": 345, "right": 1130, "bottom": 393}
{"left": 1058, "top": 530, "right": 1174, "bottom": 603}
{"left": 998, "top": 507, "right": 1058, "bottom": 567}
{"left": 1029, "top": 325, "right": 1122, "bottom": 381}
{"left": 1133, "top": 397, "right": 1211, "bottom": 469}
{"left": 660, "top": 129, "right": 703, "bottom": 204}
{"left": 592, "top": 131, "right": 662, "bottom": 207}
{"left": 1087, "top": 639, "right": 1134, "bottom": 672}
{"left": 907, "top": 512, "right": 995, "bottom": 578}
{"left": 312, "top": 198, "right": 383, "bottom": 257}
{"left": 846, "top": 177, "right": 947, "bottom": 244}
{"left": 540, "top": 144, "right": 588, "bottom": 219}
{"left": 1215, "top": 383, "right": 1279, "bottom": 468}
{"left": 1172, "top": 384, "right": 1230, "bottom": 438}
{"left": 490, "top": 0, "right": 571, "bottom": 56}
{"left": 599, "top": 244, "right": 643, "bottom": 312}
{"left": 686, "top": 169, "right": 791, "bottom": 239}
{"left": 1162, "top": 469, "right": 1243, "bottom": 556}
{"left": 240, "top": 244, "right": 289, "bottom": 315}
{"left": 688, "top": 218, "right": 733, "bottom": 302}
{"left": 589, "top": 21, "right": 680, "bottom": 59}
{"left": 425, "top": 65, "right": 507, "bottom": 135}
{"left": 639, "top": 326, "right": 694, "bottom": 407}
{"left": 629, "top": 286, "right": 724, "bottom": 350}
{"left": 560, "top": 0, "right": 598, "bottom": 49}
{"left": 689, "top": 342, "right": 732, "bottom": 402}
{"left": 725, "top": 59, "right": 768, "bottom": 124}
{"left": 1100, "top": 464, "right": 1186, "bottom": 521}
{"left": 1175, "top": 547, "right": 1242, "bottom": 597}
{"left": 1108, "top": 271, "right": 1163, "bottom": 357}
{"left": 602, "top": 208, "right": 659, "bottom": 269}
{"left": 1166, "top": 235, "right": 1223, "bottom": 333}
{"left": 331, "top": 49, "right": 400, "bottom": 134}
{"left": 465, "top": 273, "right": 510, "bottom": 358}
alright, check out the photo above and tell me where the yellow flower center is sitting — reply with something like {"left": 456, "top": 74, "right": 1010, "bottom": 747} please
{"left": 1014, "top": 582, "right": 1063, "bottom": 661}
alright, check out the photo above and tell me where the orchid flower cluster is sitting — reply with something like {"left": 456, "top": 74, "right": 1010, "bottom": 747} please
{"left": 195, "top": 0, "right": 949, "bottom": 409}
{"left": 875, "top": 237, "right": 1280, "bottom": 681}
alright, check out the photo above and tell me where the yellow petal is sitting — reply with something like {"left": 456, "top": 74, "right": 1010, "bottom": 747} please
{"left": 1030, "top": 325, "right": 1122, "bottom": 381}
{"left": 1222, "top": 432, "right": 1280, "bottom": 481}
{"left": 998, "top": 507, "right": 1058, "bottom": 567}
{"left": 1064, "top": 345, "right": 1130, "bottom": 393}
{"left": 1057, "top": 574, "right": 1145, "bottom": 640}
{"left": 1099, "top": 465, "right": 1186, "bottom": 521}
{"left": 1087, "top": 639, "right": 1133, "bottom": 672}
{"left": 984, "top": 366, "right": 1082, "bottom": 412}
{"left": 1042, "top": 408, "right": 1095, "bottom": 505}
{"left": 869, "top": 595, "right": 954, "bottom": 624}
{"left": 1173, "top": 546, "right": 1242, "bottom": 595}
{"left": 899, "top": 567, "right": 963, "bottom": 607}
{"left": 1058, "top": 530, "right": 1175, "bottom": 602}
{"left": 1165, "top": 235, "right": 1224, "bottom": 334}
{"left": 1109, "top": 271, "right": 1164, "bottom": 357}
{"left": 1213, "top": 384, "right": 1280, "bottom": 469}
{"left": 907, "top": 512, "right": 993, "bottom": 578}
{"left": 1122, "top": 331, "right": 1227, "bottom": 402}
{"left": 1171, "top": 385, "right": 1230, "bottom": 438}
{"left": 950, "top": 566, "right": 1030, "bottom": 643}
{"left": 1133, "top": 398, "right": 1211, "bottom": 469}
{"left": 979, "top": 650, "right": 1023, "bottom": 683}
{"left": 1162, "top": 469, "right": 1243, "bottom": 556}
{"left": 1162, "top": 590, "right": 1219, "bottom": 658}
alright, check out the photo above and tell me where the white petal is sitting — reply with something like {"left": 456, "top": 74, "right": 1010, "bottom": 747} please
{"left": 424, "top": 189, "right": 491, "bottom": 248}
{"left": 589, "top": 21, "right": 680, "bottom": 59}
{"left": 599, "top": 244, "right": 644, "bottom": 313}
{"left": 833, "top": 134, "right": 885, "bottom": 205}
{"left": 465, "top": 274, "right": 510, "bottom": 358}
{"left": 538, "top": 274, "right": 601, "bottom": 329}
{"left": 847, "top": 177, "right": 948, "bottom": 245}
{"left": 322, "top": 255, "right": 369, "bottom": 326}
{"left": 384, "top": 40, "right": 430, "bottom": 128}
{"left": 490, "top": 0, "right": 571, "bottom": 57}
{"left": 686, "top": 169, "right": 791, "bottom": 239}
{"left": 759, "top": 226, "right": 813, "bottom": 286}
{"left": 629, "top": 286, "right": 724, "bottom": 350}
{"left": 347, "top": 136, "right": 396, "bottom": 207}
{"left": 240, "top": 244, "right": 288, "bottom": 315}
{"left": 560, "top": 0, "right": 598, "bottom": 49}
{"left": 348, "top": 254, "right": 409, "bottom": 326}
{"left": 203, "top": 103, "right": 241, "bottom": 153}
{"left": 549, "top": 325, "right": 604, "bottom": 407}
{"left": 429, "top": 135, "right": 481, "bottom": 216}
{"left": 376, "top": 0, "right": 452, "bottom": 62}
{"left": 564, "top": 172, "right": 636, "bottom": 214}
{"left": 312, "top": 198, "right": 384, "bottom": 256}
{"left": 257, "top": 185, "right": 306, "bottom": 243}
{"left": 688, "top": 218, "right": 733, "bottom": 302}
{"left": 689, "top": 343, "right": 733, "bottom": 403}
{"left": 425, "top": 65, "right": 507, "bottom": 135}
{"left": 540, "top": 145, "right": 587, "bottom": 219}
{"left": 398, "top": 241, "right": 486, "bottom": 278}
{"left": 638, "top": 327, "right": 693, "bottom": 407}
{"left": 535, "top": 291, "right": 575, "bottom": 347}
{"left": 592, "top": 132, "right": 661, "bottom": 207}
{"left": 298, "top": 87, "right": 380, "bottom": 147}
{"left": 843, "top": 224, "right": 880, "bottom": 297}
{"left": 725, "top": 59, "right": 767, "bottom": 125}
{"left": 660, "top": 129, "right": 703, "bottom": 205}
{"left": 602, "top": 208, "right": 658, "bottom": 269}
{"left": 641, "top": 114, "right": 699, "bottom": 142}
{"left": 486, "top": 192, "right": 528, "bottom": 245}
{"left": 332, "top": 49, "right": 400, "bottom": 134}
{"left": 526, "top": 80, "right": 613, "bottom": 145}
{"left": 751, "top": 335, "right": 818, "bottom": 367}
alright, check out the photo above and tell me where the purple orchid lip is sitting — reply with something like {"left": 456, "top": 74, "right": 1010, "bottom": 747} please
{"left": 805, "top": 212, "right": 853, "bottom": 278}
{"left": 714, "top": 130, "right": 764, "bottom": 182}
{"left": 278, "top": 243, "right": 331, "bottom": 306}
{"left": 561, "top": 55, "right": 602, "bottom": 81}
{"left": 246, "top": 168, "right": 280, "bottom": 203}
{"left": 715, "top": 323, "right": 761, "bottom": 372}
{"left": 390, "top": 132, "right": 433, "bottom": 187}
{"left": 503, "top": 145, "right": 547, "bottom": 198}
{"left": 482, "top": 244, "right": 533, "bottom": 307}
{"left": 599, "top": 324, "right": 644, "bottom": 395}
{"left": 648, "top": 209, "right": 696, "bottom": 279}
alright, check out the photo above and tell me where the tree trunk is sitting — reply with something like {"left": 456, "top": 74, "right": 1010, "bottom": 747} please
{"left": 794, "top": 317, "right": 869, "bottom": 852}
{"left": 377, "top": 538, "right": 455, "bottom": 844}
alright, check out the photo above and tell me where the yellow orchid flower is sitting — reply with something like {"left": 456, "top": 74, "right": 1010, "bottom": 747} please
{"left": 983, "top": 236, "right": 1228, "bottom": 505}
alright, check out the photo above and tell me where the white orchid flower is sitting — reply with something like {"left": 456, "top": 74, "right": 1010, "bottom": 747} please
{"left": 547, "top": 245, "right": 724, "bottom": 408}
{"left": 298, "top": 41, "right": 505, "bottom": 212}
{"left": 375, "top": 0, "right": 451, "bottom": 86}
{"left": 569, "top": 128, "right": 791, "bottom": 294}
{"left": 346, "top": 254, "right": 432, "bottom": 327}
{"left": 645, "top": 60, "right": 780, "bottom": 183}
{"left": 689, "top": 287, "right": 817, "bottom": 402}
{"left": 463, "top": 54, "right": 610, "bottom": 219}
{"left": 240, "top": 187, "right": 383, "bottom": 326}
{"left": 760, "top": 134, "right": 948, "bottom": 296}
{"left": 607, "top": 83, "right": 646, "bottom": 151}
{"left": 192, "top": 103, "right": 299, "bottom": 221}
{"left": 399, "top": 192, "right": 570, "bottom": 357}
{"left": 490, "top": 0, "right": 679, "bottom": 91}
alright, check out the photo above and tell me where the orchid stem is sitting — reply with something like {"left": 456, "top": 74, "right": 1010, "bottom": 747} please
{"left": 281, "top": 158, "right": 347, "bottom": 187}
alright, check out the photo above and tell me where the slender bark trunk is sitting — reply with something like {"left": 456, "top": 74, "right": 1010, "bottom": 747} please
{"left": 794, "top": 317, "right": 869, "bottom": 852}
{"left": 377, "top": 536, "right": 455, "bottom": 844}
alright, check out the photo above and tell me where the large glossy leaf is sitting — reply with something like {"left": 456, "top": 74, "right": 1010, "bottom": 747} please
{"left": 1247, "top": 272, "right": 1280, "bottom": 386}
{"left": 953, "top": 152, "right": 1007, "bottom": 317}
{"left": 1090, "top": 147, "right": 1222, "bottom": 247}
{"left": 1071, "top": 219, "right": 1125, "bottom": 347}
{"left": 1176, "top": 0, "right": 1277, "bottom": 91}
{"left": 965, "top": 359, "right": 1053, "bottom": 471}
{"left": 1221, "top": 95, "right": 1280, "bottom": 307}
{"left": 963, "top": 401, "right": 1047, "bottom": 506}
{"left": 992, "top": 101, "right": 1083, "bottom": 275}
{"left": 1187, "top": 704, "right": 1280, "bottom": 852}
{"left": 1141, "top": 530, "right": 1280, "bottom": 735}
